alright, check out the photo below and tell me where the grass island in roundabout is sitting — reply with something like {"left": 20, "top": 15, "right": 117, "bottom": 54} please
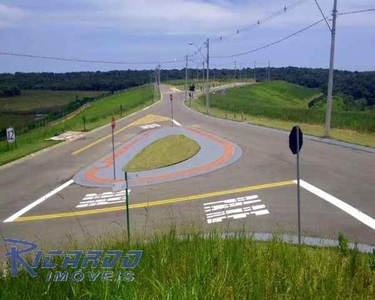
{"left": 73, "top": 126, "right": 242, "bottom": 188}
{"left": 123, "top": 135, "right": 201, "bottom": 172}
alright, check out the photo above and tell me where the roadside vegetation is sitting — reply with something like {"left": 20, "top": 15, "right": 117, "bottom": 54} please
{"left": 124, "top": 134, "right": 200, "bottom": 172}
{"left": 0, "top": 85, "right": 159, "bottom": 166}
{"left": 1, "top": 229, "right": 375, "bottom": 299}
{"left": 165, "top": 79, "right": 232, "bottom": 91}
{"left": 0, "top": 90, "right": 106, "bottom": 131}
{"left": 190, "top": 81, "right": 375, "bottom": 147}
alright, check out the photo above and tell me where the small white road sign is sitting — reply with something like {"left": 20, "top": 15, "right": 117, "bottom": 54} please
{"left": 6, "top": 127, "right": 15, "bottom": 143}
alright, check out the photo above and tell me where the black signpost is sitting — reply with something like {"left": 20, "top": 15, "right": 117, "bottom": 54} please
{"left": 289, "top": 126, "right": 303, "bottom": 245}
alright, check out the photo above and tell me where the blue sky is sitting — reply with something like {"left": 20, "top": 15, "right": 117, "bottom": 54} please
{"left": 0, "top": 0, "right": 374, "bottom": 73}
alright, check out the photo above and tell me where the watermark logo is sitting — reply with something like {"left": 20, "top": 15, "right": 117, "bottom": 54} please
{"left": 3, "top": 238, "right": 142, "bottom": 282}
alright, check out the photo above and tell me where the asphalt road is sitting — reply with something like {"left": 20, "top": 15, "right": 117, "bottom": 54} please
{"left": 1, "top": 84, "right": 374, "bottom": 256}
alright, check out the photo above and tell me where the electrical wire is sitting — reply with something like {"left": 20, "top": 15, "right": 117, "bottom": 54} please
{"left": 211, "top": 18, "right": 326, "bottom": 59}
{"left": 337, "top": 8, "right": 375, "bottom": 16}
{"left": 210, "top": 0, "right": 309, "bottom": 44}
{"left": 0, "top": 51, "right": 186, "bottom": 65}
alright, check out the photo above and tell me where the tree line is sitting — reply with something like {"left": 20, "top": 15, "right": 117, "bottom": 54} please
{"left": 0, "top": 67, "right": 374, "bottom": 109}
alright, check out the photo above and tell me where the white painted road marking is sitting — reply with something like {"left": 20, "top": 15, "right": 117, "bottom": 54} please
{"left": 3, "top": 179, "right": 74, "bottom": 223}
{"left": 76, "top": 190, "right": 131, "bottom": 208}
{"left": 204, "top": 195, "right": 269, "bottom": 224}
{"left": 140, "top": 123, "right": 161, "bottom": 130}
{"left": 296, "top": 180, "right": 375, "bottom": 231}
{"left": 172, "top": 119, "right": 182, "bottom": 126}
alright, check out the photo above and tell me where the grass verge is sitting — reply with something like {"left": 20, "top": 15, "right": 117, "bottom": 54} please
{"left": 190, "top": 99, "right": 375, "bottom": 148}
{"left": 124, "top": 134, "right": 200, "bottom": 172}
{"left": 1, "top": 229, "right": 375, "bottom": 299}
{"left": 203, "top": 81, "right": 375, "bottom": 132}
{"left": 0, "top": 85, "right": 160, "bottom": 166}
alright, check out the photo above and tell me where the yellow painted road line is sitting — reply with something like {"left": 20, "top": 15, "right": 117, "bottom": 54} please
{"left": 15, "top": 180, "right": 294, "bottom": 222}
{"left": 71, "top": 114, "right": 170, "bottom": 155}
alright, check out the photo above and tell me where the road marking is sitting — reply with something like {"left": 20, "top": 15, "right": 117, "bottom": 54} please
{"left": 14, "top": 180, "right": 293, "bottom": 222}
{"left": 172, "top": 119, "right": 182, "bottom": 126}
{"left": 3, "top": 179, "right": 74, "bottom": 223}
{"left": 296, "top": 180, "right": 375, "bottom": 230}
{"left": 140, "top": 123, "right": 161, "bottom": 130}
{"left": 204, "top": 195, "right": 269, "bottom": 224}
{"left": 71, "top": 114, "right": 170, "bottom": 155}
{"left": 76, "top": 190, "right": 131, "bottom": 208}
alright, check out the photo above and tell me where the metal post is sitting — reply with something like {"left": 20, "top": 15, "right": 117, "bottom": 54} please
{"left": 171, "top": 98, "right": 174, "bottom": 127}
{"left": 296, "top": 127, "right": 301, "bottom": 245}
{"left": 325, "top": 0, "right": 338, "bottom": 137}
{"left": 124, "top": 171, "right": 130, "bottom": 241}
{"left": 120, "top": 105, "right": 123, "bottom": 117}
{"left": 253, "top": 61, "right": 256, "bottom": 82}
{"left": 234, "top": 60, "right": 237, "bottom": 81}
{"left": 185, "top": 55, "right": 188, "bottom": 102}
{"left": 206, "top": 38, "right": 210, "bottom": 114}
{"left": 112, "top": 127, "right": 116, "bottom": 180}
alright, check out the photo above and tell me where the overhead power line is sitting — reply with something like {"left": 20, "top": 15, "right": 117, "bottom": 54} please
{"left": 314, "top": 0, "right": 331, "bottom": 31}
{"left": 211, "top": 18, "right": 326, "bottom": 59}
{"left": 0, "top": 51, "right": 186, "bottom": 65}
{"left": 210, "top": 0, "right": 309, "bottom": 44}
{"left": 337, "top": 8, "right": 375, "bottom": 15}
{"left": 188, "top": 0, "right": 309, "bottom": 60}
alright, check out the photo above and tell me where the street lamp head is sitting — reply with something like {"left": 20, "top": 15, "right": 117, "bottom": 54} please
{"left": 188, "top": 42, "right": 194, "bottom": 45}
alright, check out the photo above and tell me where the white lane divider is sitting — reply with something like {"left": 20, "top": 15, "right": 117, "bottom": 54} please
{"left": 204, "top": 195, "right": 269, "bottom": 224}
{"left": 172, "top": 119, "right": 182, "bottom": 126}
{"left": 296, "top": 180, "right": 375, "bottom": 231}
{"left": 76, "top": 190, "right": 131, "bottom": 208}
{"left": 3, "top": 179, "right": 74, "bottom": 223}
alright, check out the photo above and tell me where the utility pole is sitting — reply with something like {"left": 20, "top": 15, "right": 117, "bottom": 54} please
{"left": 206, "top": 38, "right": 210, "bottom": 114}
{"left": 158, "top": 64, "right": 161, "bottom": 85}
{"left": 268, "top": 61, "right": 271, "bottom": 82}
{"left": 234, "top": 60, "right": 237, "bottom": 81}
{"left": 202, "top": 61, "right": 205, "bottom": 85}
{"left": 325, "top": 0, "right": 338, "bottom": 137}
{"left": 185, "top": 55, "right": 188, "bottom": 102}
{"left": 253, "top": 61, "right": 256, "bottom": 82}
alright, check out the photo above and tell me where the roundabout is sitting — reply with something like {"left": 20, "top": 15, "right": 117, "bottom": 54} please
{"left": 74, "top": 126, "right": 243, "bottom": 188}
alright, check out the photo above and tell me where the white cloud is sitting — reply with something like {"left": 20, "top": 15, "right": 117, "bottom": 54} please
{"left": 0, "top": 4, "right": 29, "bottom": 28}
{"left": 2, "top": 0, "right": 375, "bottom": 34}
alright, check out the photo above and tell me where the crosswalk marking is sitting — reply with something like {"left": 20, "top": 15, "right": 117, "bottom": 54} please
{"left": 204, "top": 195, "right": 269, "bottom": 224}
{"left": 76, "top": 190, "right": 131, "bottom": 208}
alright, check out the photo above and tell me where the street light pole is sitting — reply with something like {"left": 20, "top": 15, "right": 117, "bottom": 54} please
{"left": 185, "top": 55, "right": 188, "bottom": 102}
{"left": 325, "top": 0, "right": 338, "bottom": 137}
{"left": 206, "top": 38, "right": 210, "bottom": 114}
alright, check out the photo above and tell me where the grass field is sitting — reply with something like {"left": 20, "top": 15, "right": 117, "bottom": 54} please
{"left": 0, "top": 90, "right": 105, "bottom": 131}
{"left": 0, "top": 85, "right": 159, "bottom": 166}
{"left": 195, "top": 81, "right": 375, "bottom": 133}
{"left": 191, "top": 100, "right": 375, "bottom": 147}
{"left": 124, "top": 134, "right": 200, "bottom": 172}
{"left": 1, "top": 229, "right": 375, "bottom": 299}
{"left": 0, "top": 90, "right": 104, "bottom": 112}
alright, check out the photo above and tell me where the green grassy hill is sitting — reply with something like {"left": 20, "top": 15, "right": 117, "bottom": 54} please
{"left": 216, "top": 80, "right": 321, "bottom": 108}
{"left": 197, "top": 81, "right": 375, "bottom": 132}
